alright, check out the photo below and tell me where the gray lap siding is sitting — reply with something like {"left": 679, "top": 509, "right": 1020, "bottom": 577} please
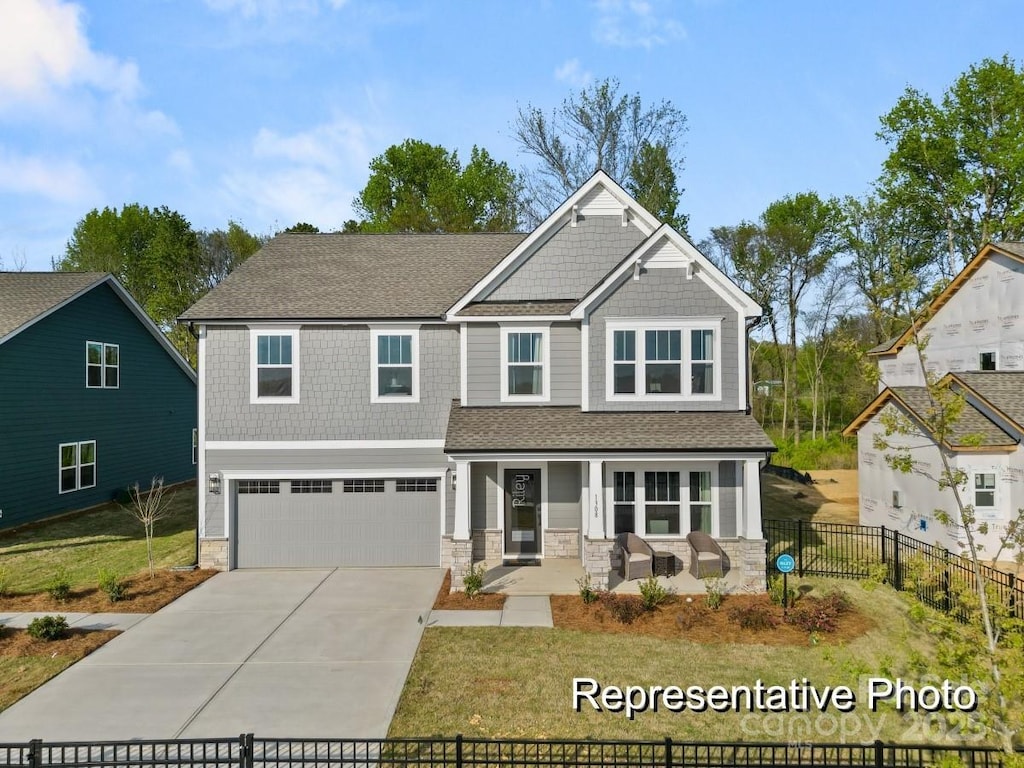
{"left": 465, "top": 323, "right": 581, "bottom": 406}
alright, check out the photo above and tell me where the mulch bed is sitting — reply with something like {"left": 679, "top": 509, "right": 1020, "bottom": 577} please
{"left": 0, "top": 568, "right": 217, "bottom": 614}
{"left": 550, "top": 593, "right": 874, "bottom": 645}
{"left": 0, "top": 628, "right": 119, "bottom": 658}
{"left": 432, "top": 569, "right": 506, "bottom": 610}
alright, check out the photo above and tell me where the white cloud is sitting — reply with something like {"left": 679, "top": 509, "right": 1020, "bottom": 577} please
{"left": 203, "top": 0, "right": 347, "bottom": 19}
{"left": 593, "top": 0, "right": 686, "bottom": 49}
{"left": 0, "top": 0, "right": 140, "bottom": 106}
{"left": 555, "top": 58, "right": 593, "bottom": 88}
{"left": 0, "top": 146, "right": 98, "bottom": 203}
{"left": 167, "top": 149, "right": 195, "bottom": 175}
{"left": 221, "top": 114, "right": 374, "bottom": 230}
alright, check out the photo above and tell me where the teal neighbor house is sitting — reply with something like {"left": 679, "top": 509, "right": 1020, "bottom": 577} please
{"left": 0, "top": 272, "right": 198, "bottom": 529}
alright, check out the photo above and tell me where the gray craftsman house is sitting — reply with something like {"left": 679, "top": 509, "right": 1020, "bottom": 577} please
{"left": 181, "top": 172, "right": 774, "bottom": 589}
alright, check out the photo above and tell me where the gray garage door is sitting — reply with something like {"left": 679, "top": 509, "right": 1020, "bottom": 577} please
{"left": 234, "top": 478, "right": 441, "bottom": 567}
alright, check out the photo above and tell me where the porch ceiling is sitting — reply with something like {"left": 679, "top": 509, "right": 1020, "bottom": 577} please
{"left": 444, "top": 401, "right": 775, "bottom": 453}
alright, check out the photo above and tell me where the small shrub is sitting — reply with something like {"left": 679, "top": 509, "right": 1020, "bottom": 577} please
{"left": 676, "top": 600, "right": 711, "bottom": 631}
{"left": 638, "top": 575, "right": 675, "bottom": 611}
{"left": 576, "top": 574, "right": 599, "bottom": 604}
{"left": 767, "top": 575, "right": 796, "bottom": 607}
{"left": 728, "top": 602, "right": 778, "bottom": 631}
{"left": 98, "top": 568, "right": 128, "bottom": 603}
{"left": 462, "top": 562, "right": 486, "bottom": 598}
{"left": 47, "top": 568, "right": 71, "bottom": 602}
{"left": 787, "top": 598, "right": 841, "bottom": 633}
{"left": 704, "top": 577, "right": 725, "bottom": 610}
{"left": 27, "top": 615, "right": 69, "bottom": 641}
{"left": 604, "top": 593, "right": 644, "bottom": 624}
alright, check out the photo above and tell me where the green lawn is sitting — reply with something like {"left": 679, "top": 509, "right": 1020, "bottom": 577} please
{"left": 0, "top": 484, "right": 197, "bottom": 593}
{"left": 391, "top": 580, "right": 982, "bottom": 744}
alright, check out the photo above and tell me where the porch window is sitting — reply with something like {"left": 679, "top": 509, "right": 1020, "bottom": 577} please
{"left": 613, "top": 331, "right": 636, "bottom": 394}
{"left": 613, "top": 471, "right": 635, "bottom": 533}
{"left": 689, "top": 470, "right": 712, "bottom": 533}
{"left": 974, "top": 473, "right": 996, "bottom": 508}
{"left": 644, "top": 471, "right": 680, "bottom": 535}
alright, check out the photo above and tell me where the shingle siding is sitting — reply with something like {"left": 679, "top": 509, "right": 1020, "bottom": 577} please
{"left": 205, "top": 324, "right": 459, "bottom": 440}
{"left": 0, "top": 282, "right": 196, "bottom": 528}
{"left": 483, "top": 217, "right": 645, "bottom": 301}
{"left": 588, "top": 270, "right": 740, "bottom": 411}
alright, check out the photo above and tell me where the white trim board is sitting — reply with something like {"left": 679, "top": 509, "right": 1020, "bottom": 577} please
{"left": 207, "top": 439, "right": 445, "bottom": 450}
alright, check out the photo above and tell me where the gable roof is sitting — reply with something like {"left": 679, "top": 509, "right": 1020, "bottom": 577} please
{"left": 0, "top": 272, "right": 197, "bottom": 382}
{"left": 842, "top": 385, "right": 1017, "bottom": 451}
{"left": 446, "top": 171, "right": 662, "bottom": 318}
{"left": 868, "top": 242, "right": 1024, "bottom": 357}
{"left": 0, "top": 271, "right": 108, "bottom": 341}
{"left": 944, "top": 371, "right": 1024, "bottom": 432}
{"left": 180, "top": 233, "right": 526, "bottom": 322}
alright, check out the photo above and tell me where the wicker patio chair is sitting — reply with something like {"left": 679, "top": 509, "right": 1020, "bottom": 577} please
{"left": 686, "top": 531, "right": 725, "bottom": 578}
{"left": 615, "top": 532, "right": 654, "bottom": 581}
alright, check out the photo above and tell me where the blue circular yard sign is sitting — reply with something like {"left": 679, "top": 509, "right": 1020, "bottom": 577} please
{"left": 776, "top": 554, "right": 795, "bottom": 574}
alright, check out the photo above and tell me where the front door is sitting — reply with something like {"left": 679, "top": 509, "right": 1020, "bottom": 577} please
{"left": 504, "top": 469, "right": 541, "bottom": 557}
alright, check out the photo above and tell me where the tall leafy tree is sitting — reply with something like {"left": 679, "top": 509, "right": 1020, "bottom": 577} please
{"left": 627, "top": 141, "right": 688, "bottom": 233}
{"left": 351, "top": 140, "right": 521, "bottom": 232}
{"left": 281, "top": 222, "right": 320, "bottom": 234}
{"left": 197, "top": 221, "right": 265, "bottom": 290}
{"left": 878, "top": 55, "right": 1024, "bottom": 277}
{"left": 513, "top": 77, "right": 687, "bottom": 224}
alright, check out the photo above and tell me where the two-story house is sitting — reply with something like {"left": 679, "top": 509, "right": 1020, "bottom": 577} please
{"left": 844, "top": 243, "right": 1024, "bottom": 556}
{"left": 181, "top": 172, "right": 774, "bottom": 589}
{"left": 0, "top": 272, "right": 198, "bottom": 529}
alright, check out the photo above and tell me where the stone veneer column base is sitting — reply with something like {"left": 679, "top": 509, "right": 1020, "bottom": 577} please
{"left": 582, "top": 537, "right": 617, "bottom": 590}
{"left": 441, "top": 536, "right": 473, "bottom": 592}
{"left": 198, "top": 538, "right": 229, "bottom": 570}
{"left": 471, "top": 529, "right": 502, "bottom": 563}
{"left": 544, "top": 529, "right": 580, "bottom": 559}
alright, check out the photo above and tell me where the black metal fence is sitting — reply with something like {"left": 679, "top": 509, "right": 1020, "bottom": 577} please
{"left": 0, "top": 736, "right": 1017, "bottom": 768}
{"left": 764, "top": 519, "right": 1024, "bottom": 623}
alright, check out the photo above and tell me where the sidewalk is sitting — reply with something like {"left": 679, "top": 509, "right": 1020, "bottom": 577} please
{"left": 427, "top": 595, "right": 552, "bottom": 628}
{"left": 0, "top": 612, "right": 149, "bottom": 631}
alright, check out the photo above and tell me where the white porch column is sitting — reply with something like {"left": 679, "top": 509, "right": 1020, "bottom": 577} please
{"left": 744, "top": 458, "right": 763, "bottom": 538}
{"left": 454, "top": 460, "right": 471, "bottom": 539}
{"left": 588, "top": 459, "right": 606, "bottom": 539}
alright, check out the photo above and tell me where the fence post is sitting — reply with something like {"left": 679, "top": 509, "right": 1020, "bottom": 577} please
{"left": 873, "top": 740, "right": 884, "bottom": 768}
{"left": 664, "top": 736, "right": 673, "bottom": 768}
{"left": 943, "top": 554, "right": 952, "bottom": 613}
{"left": 881, "top": 526, "right": 887, "bottom": 564}
{"left": 456, "top": 734, "right": 464, "bottom": 768}
{"left": 27, "top": 740, "right": 42, "bottom": 768}
{"left": 797, "top": 520, "right": 804, "bottom": 577}
{"left": 892, "top": 534, "right": 902, "bottom": 592}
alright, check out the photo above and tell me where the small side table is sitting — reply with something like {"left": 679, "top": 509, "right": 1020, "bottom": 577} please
{"left": 653, "top": 551, "right": 677, "bottom": 577}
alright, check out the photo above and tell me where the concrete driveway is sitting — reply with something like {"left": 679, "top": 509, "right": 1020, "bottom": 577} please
{"left": 0, "top": 568, "right": 443, "bottom": 741}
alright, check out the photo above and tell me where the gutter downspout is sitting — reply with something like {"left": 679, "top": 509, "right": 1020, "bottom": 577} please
{"left": 187, "top": 320, "right": 200, "bottom": 567}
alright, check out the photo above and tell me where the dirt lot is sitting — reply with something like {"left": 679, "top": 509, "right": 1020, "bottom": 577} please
{"left": 762, "top": 469, "right": 859, "bottom": 524}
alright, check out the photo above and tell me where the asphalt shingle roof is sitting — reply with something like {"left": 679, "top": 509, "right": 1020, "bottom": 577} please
{"left": 457, "top": 300, "right": 579, "bottom": 317}
{"left": 891, "top": 386, "right": 1017, "bottom": 447}
{"left": 180, "top": 233, "right": 527, "bottom": 321}
{"left": 0, "top": 272, "right": 107, "bottom": 340}
{"left": 952, "top": 372, "right": 1024, "bottom": 431}
{"left": 444, "top": 402, "right": 776, "bottom": 453}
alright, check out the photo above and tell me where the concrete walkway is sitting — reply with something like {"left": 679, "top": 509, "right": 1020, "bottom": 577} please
{"left": 0, "top": 568, "right": 443, "bottom": 741}
{"left": 428, "top": 595, "right": 552, "bottom": 627}
{"left": 0, "top": 612, "right": 149, "bottom": 631}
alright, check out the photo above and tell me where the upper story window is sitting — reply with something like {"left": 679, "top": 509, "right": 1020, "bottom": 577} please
{"left": 979, "top": 351, "right": 997, "bottom": 371}
{"left": 371, "top": 328, "right": 419, "bottom": 403}
{"left": 59, "top": 440, "right": 96, "bottom": 494}
{"left": 607, "top": 319, "right": 721, "bottom": 401}
{"left": 500, "top": 326, "right": 550, "bottom": 403}
{"left": 974, "top": 473, "right": 996, "bottom": 508}
{"left": 249, "top": 328, "right": 299, "bottom": 404}
{"left": 86, "top": 341, "right": 119, "bottom": 388}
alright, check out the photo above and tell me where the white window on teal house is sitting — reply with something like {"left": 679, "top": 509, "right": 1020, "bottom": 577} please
{"left": 86, "top": 341, "right": 119, "bottom": 388}
{"left": 249, "top": 329, "right": 299, "bottom": 403}
{"left": 59, "top": 440, "right": 96, "bottom": 494}
{"left": 371, "top": 328, "right": 419, "bottom": 402}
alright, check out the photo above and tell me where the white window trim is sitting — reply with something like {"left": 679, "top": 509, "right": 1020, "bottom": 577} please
{"left": 192, "top": 428, "right": 198, "bottom": 465}
{"left": 86, "top": 341, "right": 119, "bottom": 389}
{"left": 249, "top": 327, "right": 300, "bottom": 404}
{"left": 370, "top": 326, "right": 420, "bottom": 404}
{"left": 499, "top": 324, "right": 551, "bottom": 403}
{"left": 58, "top": 440, "right": 97, "bottom": 494}
{"left": 605, "top": 318, "right": 722, "bottom": 402}
{"left": 605, "top": 462, "right": 719, "bottom": 538}
{"left": 972, "top": 471, "right": 997, "bottom": 509}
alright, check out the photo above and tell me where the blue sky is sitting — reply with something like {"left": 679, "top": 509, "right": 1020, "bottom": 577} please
{"left": 1, "top": 0, "right": 1022, "bottom": 271}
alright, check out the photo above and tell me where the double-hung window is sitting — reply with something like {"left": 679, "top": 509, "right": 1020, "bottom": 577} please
{"left": 371, "top": 328, "right": 419, "bottom": 402}
{"left": 501, "top": 326, "right": 550, "bottom": 402}
{"left": 86, "top": 341, "right": 119, "bottom": 388}
{"left": 59, "top": 440, "right": 96, "bottom": 493}
{"left": 644, "top": 471, "right": 681, "bottom": 535}
{"left": 250, "top": 329, "right": 299, "bottom": 403}
{"left": 613, "top": 471, "right": 636, "bottom": 533}
{"left": 689, "top": 470, "right": 713, "bottom": 533}
{"left": 974, "top": 473, "right": 996, "bottom": 508}
{"left": 607, "top": 319, "right": 720, "bottom": 400}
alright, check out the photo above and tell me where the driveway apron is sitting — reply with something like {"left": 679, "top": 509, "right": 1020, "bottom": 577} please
{"left": 0, "top": 568, "right": 443, "bottom": 741}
